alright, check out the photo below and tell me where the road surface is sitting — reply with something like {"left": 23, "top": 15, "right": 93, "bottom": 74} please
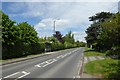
{"left": 1, "top": 47, "right": 84, "bottom": 79}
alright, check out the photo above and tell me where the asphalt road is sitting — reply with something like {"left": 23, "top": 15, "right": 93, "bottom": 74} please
{"left": 1, "top": 47, "right": 84, "bottom": 79}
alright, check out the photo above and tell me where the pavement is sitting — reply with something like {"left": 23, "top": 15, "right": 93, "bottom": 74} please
{"left": 1, "top": 47, "right": 84, "bottom": 79}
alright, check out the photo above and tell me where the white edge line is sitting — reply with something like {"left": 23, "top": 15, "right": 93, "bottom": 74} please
{"left": 3, "top": 72, "right": 20, "bottom": 78}
{"left": 77, "top": 61, "right": 82, "bottom": 78}
{"left": 76, "top": 57, "right": 83, "bottom": 78}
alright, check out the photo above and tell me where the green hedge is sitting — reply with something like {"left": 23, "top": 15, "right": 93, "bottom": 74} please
{"left": 51, "top": 42, "right": 65, "bottom": 51}
{"left": 2, "top": 41, "right": 84, "bottom": 60}
{"left": 2, "top": 43, "right": 45, "bottom": 60}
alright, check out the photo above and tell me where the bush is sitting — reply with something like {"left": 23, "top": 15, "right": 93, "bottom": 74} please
{"left": 105, "top": 47, "right": 120, "bottom": 57}
{"left": 84, "top": 58, "right": 120, "bottom": 78}
{"left": 31, "top": 43, "right": 45, "bottom": 54}
{"left": 64, "top": 42, "right": 75, "bottom": 49}
{"left": 51, "top": 42, "right": 65, "bottom": 51}
{"left": 2, "top": 42, "right": 45, "bottom": 60}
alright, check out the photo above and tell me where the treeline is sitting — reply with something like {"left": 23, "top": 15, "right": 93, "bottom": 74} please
{"left": 1, "top": 11, "right": 86, "bottom": 60}
{"left": 85, "top": 12, "right": 120, "bottom": 57}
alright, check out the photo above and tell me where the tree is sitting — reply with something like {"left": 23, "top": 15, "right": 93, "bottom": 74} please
{"left": 53, "top": 31, "right": 64, "bottom": 43}
{"left": 2, "top": 11, "right": 41, "bottom": 59}
{"left": 98, "top": 12, "right": 120, "bottom": 55}
{"left": 63, "top": 31, "right": 76, "bottom": 48}
{"left": 63, "top": 31, "right": 75, "bottom": 44}
{"left": 86, "top": 12, "right": 113, "bottom": 50}
{"left": 2, "top": 11, "right": 16, "bottom": 45}
{"left": 85, "top": 22, "right": 101, "bottom": 48}
{"left": 17, "top": 22, "right": 39, "bottom": 44}
{"left": 89, "top": 12, "right": 113, "bottom": 22}
{"left": 75, "top": 41, "right": 86, "bottom": 47}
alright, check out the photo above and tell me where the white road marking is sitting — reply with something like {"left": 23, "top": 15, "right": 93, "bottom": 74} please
{"left": 22, "top": 71, "right": 28, "bottom": 74}
{"left": 1, "top": 48, "right": 81, "bottom": 80}
{"left": 63, "top": 54, "right": 67, "bottom": 57}
{"left": 76, "top": 57, "right": 83, "bottom": 78}
{"left": 42, "top": 63, "right": 50, "bottom": 67}
{"left": 47, "top": 59, "right": 53, "bottom": 62}
{"left": 41, "top": 61, "right": 47, "bottom": 64}
{"left": 52, "top": 59, "right": 57, "bottom": 62}
{"left": 77, "top": 61, "right": 81, "bottom": 78}
{"left": 45, "top": 61, "right": 49, "bottom": 64}
{"left": 18, "top": 71, "right": 30, "bottom": 79}
{"left": 42, "top": 59, "right": 57, "bottom": 67}
{"left": 60, "top": 55, "right": 62, "bottom": 57}
{"left": 35, "top": 61, "right": 47, "bottom": 68}
{"left": 73, "top": 76, "right": 76, "bottom": 78}
{"left": 35, "top": 48, "right": 80, "bottom": 68}
{"left": 75, "top": 75, "right": 80, "bottom": 78}
{"left": 3, "top": 72, "right": 20, "bottom": 78}
{"left": 56, "top": 55, "right": 60, "bottom": 58}
{"left": 35, "top": 65, "right": 41, "bottom": 67}
{"left": 61, "top": 55, "right": 64, "bottom": 57}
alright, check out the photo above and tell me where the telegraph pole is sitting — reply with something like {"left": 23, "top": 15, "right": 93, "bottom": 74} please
{"left": 53, "top": 20, "right": 56, "bottom": 33}
{"left": 53, "top": 19, "right": 60, "bottom": 33}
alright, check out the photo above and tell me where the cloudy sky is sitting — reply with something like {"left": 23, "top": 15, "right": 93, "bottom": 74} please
{"left": 2, "top": 0, "right": 119, "bottom": 42}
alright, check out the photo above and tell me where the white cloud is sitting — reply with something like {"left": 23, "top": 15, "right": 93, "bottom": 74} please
{"left": 73, "top": 31, "right": 87, "bottom": 42}
{"left": 34, "top": 23, "right": 46, "bottom": 31}
{"left": 73, "top": 32, "right": 84, "bottom": 35}
{"left": 56, "top": 19, "right": 69, "bottom": 27}
{"left": 2, "top": 0, "right": 119, "bottom": 2}
{"left": 35, "top": 18, "right": 70, "bottom": 29}
{"left": 25, "top": 2, "right": 118, "bottom": 41}
{"left": 4, "top": 1, "right": 118, "bottom": 42}
{"left": 34, "top": 18, "right": 70, "bottom": 37}
{"left": 21, "top": 11, "right": 43, "bottom": 18}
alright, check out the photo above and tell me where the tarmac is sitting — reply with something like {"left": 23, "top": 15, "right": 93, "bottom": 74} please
{"left": 1, "top": 50, "right": 108, "bottom": 78}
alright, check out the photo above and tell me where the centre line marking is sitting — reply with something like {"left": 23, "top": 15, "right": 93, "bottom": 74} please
{"left": 35, "top": 65, "right": 41, "bottom": 67}
{"left": 42, "top": 63, "right": 50, "bottom": 67}
{"left": 18, "top": 71, "right": 30, "bottom": 79}
{"left": 3, "top": 72, "right": 20, "bottom": 79}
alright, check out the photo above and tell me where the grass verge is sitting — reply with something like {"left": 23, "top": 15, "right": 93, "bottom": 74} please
{"left": 84, "top": 47, "right": 105, "bottom": 56}
{"left": 84, "top": 58, "right": 120, "bottom": 79}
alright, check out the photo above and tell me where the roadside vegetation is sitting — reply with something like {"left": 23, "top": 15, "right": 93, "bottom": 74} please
{"left": 84, "top": 48, "right": 105, "bottom": 56}
{"left": 84, "top": 11, "right": 120, "bottom": 79}
{"left": 84, "top": 58, "right": 120, "bottom": 79}
{"left": 84, "top": 48, "right": 120, "bottom": 79}
{"left": 85, "top": 12, "right": 120, "bottom": 57}
{"left": 1, "top": 10, "right": 86, "bottom": 60}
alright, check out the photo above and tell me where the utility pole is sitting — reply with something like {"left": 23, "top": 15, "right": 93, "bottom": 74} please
{"left": 53, "top": 19, "right": 60, "bottom": 33}
{"left": 53, "top": 20, "right": 56, "bottom": 33}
